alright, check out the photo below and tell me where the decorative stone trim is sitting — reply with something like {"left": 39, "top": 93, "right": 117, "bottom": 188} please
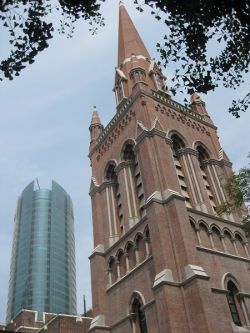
{"left": 153, "top": 269, "right": 174, "bottom": 288}
{"left": 122, "top": 54, "right": 148, "bottom": 66}
{"left": 201, "top": 158, "right": 232, "bottom": 169}
{"left": 237, "top": 292, "right": 250, "bottom": 299}
{"left": 89, "top": 244, "right": 105, "bottom": 259}
{"left": 142, "top": 299, "right": 155, "bottom": 311}
{"left": 211, "top": 287, "right": 229, "bottom": 294}
{"left": 144, "top": 189, "right": 185, "bottom": 209}
{"left": 89, "top": 180, "right": 118, "bottom": 198}
{"left": 115, "top": 161, "right": 134, "bottom": 174}
{"left": 177, "top": 147, "right": 199, "bottom": 157}
{"left": 89, "top": 315, "right": 109, "bottom": 331}
{"left": 187, "top": 207, "right": 244, "bottom": 228}
{"left": 152, "top": 91, "right": 217, "bottom": 130}
{"left": 165, "top": 137, "right": 173, "bottom": 146}
{"left": 152, "top": 265, "right": 209, "bottom": 291}
{"left": 220, "top": 159, "right": 233, "bottom": 168}
{"left": 196, "top": 245, "right": 250, "bottom": 263}
{"left": 202, "top": 159, "right": 223, "bottom": 167}
{"left": 89, "top": 87, "right": 219, "bottom": 159}
{"left": 135, "top": 127, "right": 167, "bottom": 145}
{"left": 185, "top": 264, "right": 208, "bottom": 280}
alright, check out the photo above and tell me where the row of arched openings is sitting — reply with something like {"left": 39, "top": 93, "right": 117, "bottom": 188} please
{"left": 190, "top": 219, "right": 249, "bottom": 257}
{"left": 108, "top": 227, "right": 151, "bottom": 285}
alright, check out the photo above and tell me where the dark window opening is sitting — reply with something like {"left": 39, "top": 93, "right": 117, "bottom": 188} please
{"left": 132, "top": 298, "right": 148, "bottom": 333}
{"left": 227, "top": 281, "right": 241, "bottom": 326}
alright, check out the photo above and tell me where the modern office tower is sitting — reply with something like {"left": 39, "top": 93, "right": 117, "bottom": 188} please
{"left": 88, "top": 4, "right": 250, "bottom": 333}
{"left": 6, "top": 180, "right": 76, "bottom": 322}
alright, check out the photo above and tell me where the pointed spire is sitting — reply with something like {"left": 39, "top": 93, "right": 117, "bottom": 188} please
{"left": 89, "top": 106, "right": 103, "bottom": 151}
{"left": 118, "top": 3, "right": 150, "bottom": 66}
{"left": 90, "top": 106, "right": 101, "bottom": 126}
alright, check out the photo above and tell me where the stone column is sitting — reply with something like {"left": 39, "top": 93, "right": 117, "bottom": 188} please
{"left": 221, "top": 235, "right": 227, "bottom": 252}
{"left": 195, "top": 225, "right": 202, "bottom": 245}
{"left": 125, "top": 252, "right": 130, "bottom": 273}
{"left": 209, "top": 231, "right": 215, "bottom": 249}
{"left": 243, "top": 241, "right": 250, "bottom": 257}
{"left": 116, "top": 258, "right": 121, "bottom": 279}
{"left": 233, "top": 238, "right": 239, "bottom": 256}
{"left": 134, "top": 245, "right": 139, "bottom": 265}
{"left": 144, "top": 236, "right": 150, "bottom": 257}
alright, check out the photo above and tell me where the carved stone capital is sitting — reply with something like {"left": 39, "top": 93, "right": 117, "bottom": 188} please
{"left": 177, "top": 147, "right": 198, "bottom": 158}
{"left": 115, "top": 160, "right": 134, "bottom": 174}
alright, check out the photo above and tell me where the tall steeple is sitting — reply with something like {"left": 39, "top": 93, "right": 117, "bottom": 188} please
{"left": 88, "top": 4, "right": 250, "bottom": 333}
{"left": 114, "top": 3, "right": 170, "bottom": 106}
{"left": 118, "top": 2, "right": 150, "bottom": 66}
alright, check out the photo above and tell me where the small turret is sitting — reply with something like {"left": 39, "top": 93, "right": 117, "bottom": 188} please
{"left": 191, "top": 93, "right": 207, "bottom": 115}
{"left": 190, "top": 92, "right": 214, "bottom": 125}
{"left": 89, "top": 106, "right": 104, "bottom": 150}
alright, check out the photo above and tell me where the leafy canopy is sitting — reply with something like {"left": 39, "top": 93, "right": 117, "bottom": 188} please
{"left": 0, "top": 0, "right": 104, "bottom": 80}
{"left": 136, "top": 0, "right": 250, "bottom": 117}
{"left": 217, "top": 155, "right": 250, "bottom": 224}
{"left": 1, "top": 0, "right": 249, "bottom": 116}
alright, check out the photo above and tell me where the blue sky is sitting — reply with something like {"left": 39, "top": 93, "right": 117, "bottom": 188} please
{"left": 0, "top": 0, "right": 249, "bottom": 323}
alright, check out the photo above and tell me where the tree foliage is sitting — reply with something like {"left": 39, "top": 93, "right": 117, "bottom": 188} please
{"left": 0, "top": 0, "right": 104, "bottom": 80}
{"left": 1, "top": 0, "right": 249, "bottom": 116}
{"left": 217, "top": 156, "right": 250, "bottom": 222}
{"left": 135, "top": 0, "right": 250, "bottom": 117}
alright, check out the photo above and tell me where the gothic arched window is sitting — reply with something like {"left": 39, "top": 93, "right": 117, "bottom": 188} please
{"left": 121, "top": 142, "right": 145, "bottom": 219}
{"left": 131, "top": 295, "right": 148, "bottom": 333}
{"left": 227, "top": 281, "right": 242, "bottom": 326}
{"left": 105, "top": 162, "right": 123, "bottom": 242}
{"left": 105, "top": 163, "right": 117, "bottom": 181}
{"left": 108, "top": 257, "right": 117, "bottom": 284}
{"left": 170, "top": 133, "right": 191, "bottom": 208}
{"left": 196, "top": 144, "right": 217, "bottom": 213}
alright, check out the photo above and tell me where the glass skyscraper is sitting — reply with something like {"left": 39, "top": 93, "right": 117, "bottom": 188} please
{"left": 6, "top": 181, "right": 76, "bottom": 322}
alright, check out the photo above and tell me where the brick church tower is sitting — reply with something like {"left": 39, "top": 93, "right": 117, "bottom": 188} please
{"left": 88, "top": 3, "right": 250, "bottom": 333}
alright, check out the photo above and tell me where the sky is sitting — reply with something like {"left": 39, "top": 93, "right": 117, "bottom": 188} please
{"left": 0, "top": 0, "right": 249, "bottom": 324}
